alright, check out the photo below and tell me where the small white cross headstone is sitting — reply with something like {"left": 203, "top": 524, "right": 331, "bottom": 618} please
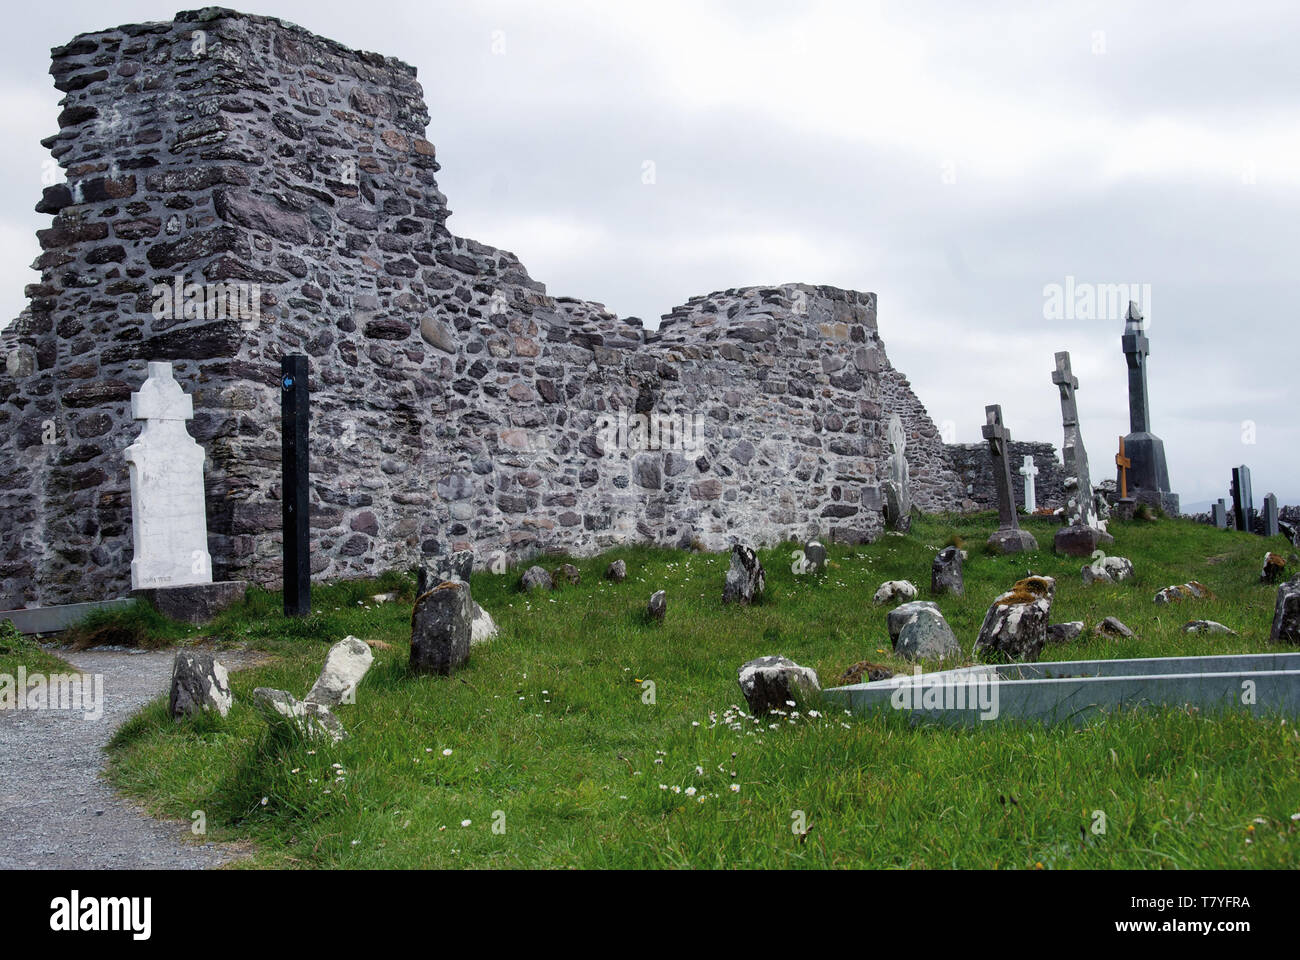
{"left": 1019, "top": 454, "right": 1039, "bottom": 514}
{"left": 124, "top": 362, "right": 213, "bottom": 590}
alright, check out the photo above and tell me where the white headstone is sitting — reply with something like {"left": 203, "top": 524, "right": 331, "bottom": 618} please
{"left": 1018, "top": 454, "right": 1039, "bottom": 513}
{"left": 124, "top": 362, "right": 213, "bottom": 590}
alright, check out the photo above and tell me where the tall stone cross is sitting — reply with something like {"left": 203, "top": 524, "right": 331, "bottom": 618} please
{"left": 982, "top": 404, "right": 1037, "bottom": 553}
{"left": 1019, "top": 455, "right": 1038, "bottom": 513}
{"left": 1115, "top": 436, "right": 1132, "bottom": 500}
{"left": 124, "top": 362, "right": 213, "bottom": 590}
{"left": 1119, "top": 302, "right": 1178, "bottom": 514}
{"left": 1051, "top": 350, "right": 1094, "bottom": 526}
{"left": 1122, "top": 302, "right": 1151, "bottom": 434}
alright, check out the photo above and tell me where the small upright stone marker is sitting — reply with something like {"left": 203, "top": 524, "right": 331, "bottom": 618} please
{"left": 881, "top": 414, "right": 912, "bottom": 532}
{"left": 1019, "top": 455, "right": 1038, "bottom": 513}
{"left": 1231, "top": 465, "right": 1255, "bottom": 533}
{"left": 931, "top": 546, "right": 964, "bottom": 596}
{"left": 982, "top": 405, "right": 1037, "bottom": 554}
{"left": 1212, "top": 499, "right": 1228, "bottom": 529}
{"left": 1263, "top": 493, "right": 1279, "bottom": 538}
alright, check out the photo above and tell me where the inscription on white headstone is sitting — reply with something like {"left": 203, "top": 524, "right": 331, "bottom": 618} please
{"left": 124, "top": 362, "right": 213, "bottom": 589}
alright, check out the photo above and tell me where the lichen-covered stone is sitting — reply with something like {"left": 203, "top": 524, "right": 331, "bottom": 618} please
{"left": 893, "top": 605, "right": 960, "bottom": 661}
{"left": 722, "top": 545, "right": 765, "bottom": 605}
{"left": 1269, "top": 574, "right": 1300, "bottom": 644}
{"left": 737, "top": 655, "right": 820, "bottom": 714}
{"left": 1153, "top": 581, "right": 1215, "bottom": 605}
{"left": 930, "top": 546, "right": 963, "bottom": 596}
{"left": 254, "top": 687, "right": 346, "bottom": 743}
{"left": 873, "top": 580, "right": 918, "bottom": 605}
{"left": 1047, "top": 621, "right": 1084, "bottom": 644}
{"left": 973, "top": 577, "right": 1055, "bottom": 662}
{"left": 1093, "top": 616, "right": 1135, "bottom": 638}
{"left": 1081, "top": 556, "right": 1134, "bottom": 586}
{"left": 604, "top": 559, "right": 627, "bottom": 582}
{"left": 520, "top": 566, "right": 554, "bottom": 592}
{"left": 305, "top": 636, "right": 373, "bottom": 707}
{"left": 647, "top": 589, "right": 666, "bottom": 622}
{"left": 168, "top": 652, "right": 231, "bottom": 719}
{"left": 410, "top": 581, "right": 472, "bottom": 676}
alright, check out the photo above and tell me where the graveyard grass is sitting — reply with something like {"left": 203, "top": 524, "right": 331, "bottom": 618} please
{"left": 88, "top": 512, "right": 1299, "bottom": 869}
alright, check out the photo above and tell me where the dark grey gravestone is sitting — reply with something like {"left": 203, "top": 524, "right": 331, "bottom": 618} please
{"left": 1263, "top": 493, "right": 1280, "bottom": 538}
{"left": 931, "top": 546, "right": 964, "bottom": 596}
{"left": 410, "top": 581, "right": 473, "bottom": 676}
{"left": 1212, "top": 499, "right": 1228, "bottom": 529}
{"left": 1119, "top": 303, "right": 1179, "bottom": 515}
{"left": 982, "top": 404, "right": 1037, "bottom": 554}
{"left": 1232, "top": 465, "right": 1255, "bottom": 534}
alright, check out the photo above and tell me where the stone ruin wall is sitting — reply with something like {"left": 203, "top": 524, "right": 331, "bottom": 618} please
{"left": 0, "top": 8, "right": 966, "bottom": 607}
{"left": 945, "top": 441, "right": 1068, "bottom": 514}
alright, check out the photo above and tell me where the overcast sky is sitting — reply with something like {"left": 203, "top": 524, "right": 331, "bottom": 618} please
{"left": 1, "top": 1, "right": 1296, "bottom": 508}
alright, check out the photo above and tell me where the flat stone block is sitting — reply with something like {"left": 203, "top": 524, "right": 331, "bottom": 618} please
{"left": 987, "top": 527, "right": 1038, "bottom": 554}
{"left": 1054, "top": 524, "right": 1100, "bottom": 557}
{"left": 131, "top": 580, "right": 248, "bottom": 624}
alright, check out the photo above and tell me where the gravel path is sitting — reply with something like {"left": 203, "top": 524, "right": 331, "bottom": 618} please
{"left": 0, "top": 646, "right": 254, "bottom": 870}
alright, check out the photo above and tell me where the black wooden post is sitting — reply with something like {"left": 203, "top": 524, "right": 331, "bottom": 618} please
{"left": 281, "top": 355, "right": 310, "bottom": 617}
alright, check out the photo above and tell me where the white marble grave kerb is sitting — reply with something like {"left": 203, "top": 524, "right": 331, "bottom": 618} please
{"left": 124, "top": 362, "right": 213, "bottom": 590}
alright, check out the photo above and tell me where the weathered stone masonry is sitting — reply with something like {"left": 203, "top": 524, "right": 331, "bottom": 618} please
{"left": 0, "top": 8, "right": 965, "bottom": 607}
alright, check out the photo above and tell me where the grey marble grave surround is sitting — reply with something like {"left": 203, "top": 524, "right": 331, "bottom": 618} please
{"left": 823, "top": 653, "right": 1300, "bottom": 726}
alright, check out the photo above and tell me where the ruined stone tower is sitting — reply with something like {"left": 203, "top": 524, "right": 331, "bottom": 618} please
{"left": 0, "top": 8, "right": 963, "bottom": 607}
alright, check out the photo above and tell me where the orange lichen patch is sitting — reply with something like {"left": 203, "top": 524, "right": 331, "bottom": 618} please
{"left": 837, "top": 660, "right": 894, "bottom": 685}
{"left": 1185, "top": 580, "right": 1216, "bottom": 599}
{"left": 1265, "top": 552, "right": 1286, "bottom": 568}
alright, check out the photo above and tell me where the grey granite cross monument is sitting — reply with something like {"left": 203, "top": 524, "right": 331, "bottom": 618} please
{"left": 1051, "top": 351, "right": 1113, "bottom": 555}
{"left": 982, "top": 404, "right": 1037, "bottom": 554}
{"left": 1119, "top": 303, "right": 1179, "bottom": 515}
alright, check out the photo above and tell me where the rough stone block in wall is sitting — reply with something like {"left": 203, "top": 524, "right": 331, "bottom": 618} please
{"left": 944, "top": 441, "right": 1067, "bottom": 513}
{"left": 0, "top": 8, "right": 966, "bottom": 607}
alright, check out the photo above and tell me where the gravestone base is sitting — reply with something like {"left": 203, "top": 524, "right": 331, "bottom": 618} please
{"left": 1112, "top": 498, "right": 1138, "bottom": 521}
{"left": 1134, "top": 489, "right": 1180, "bottom": 517}
{"left": 1053, "top": 524, "right": 1113, "bottom": 557}
{"left": 132, "top": 581, "right": 249, "bottom": 625}
{"left": 987, "top": 527, "right": 1038, "bottom": 554}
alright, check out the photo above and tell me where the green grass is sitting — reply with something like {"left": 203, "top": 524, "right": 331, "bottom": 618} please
{"left": 0, "top": 619, "right": 70, "bottom": 676}
{"left": 101, "top": 512, "right": 1300, "bottom": 868}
